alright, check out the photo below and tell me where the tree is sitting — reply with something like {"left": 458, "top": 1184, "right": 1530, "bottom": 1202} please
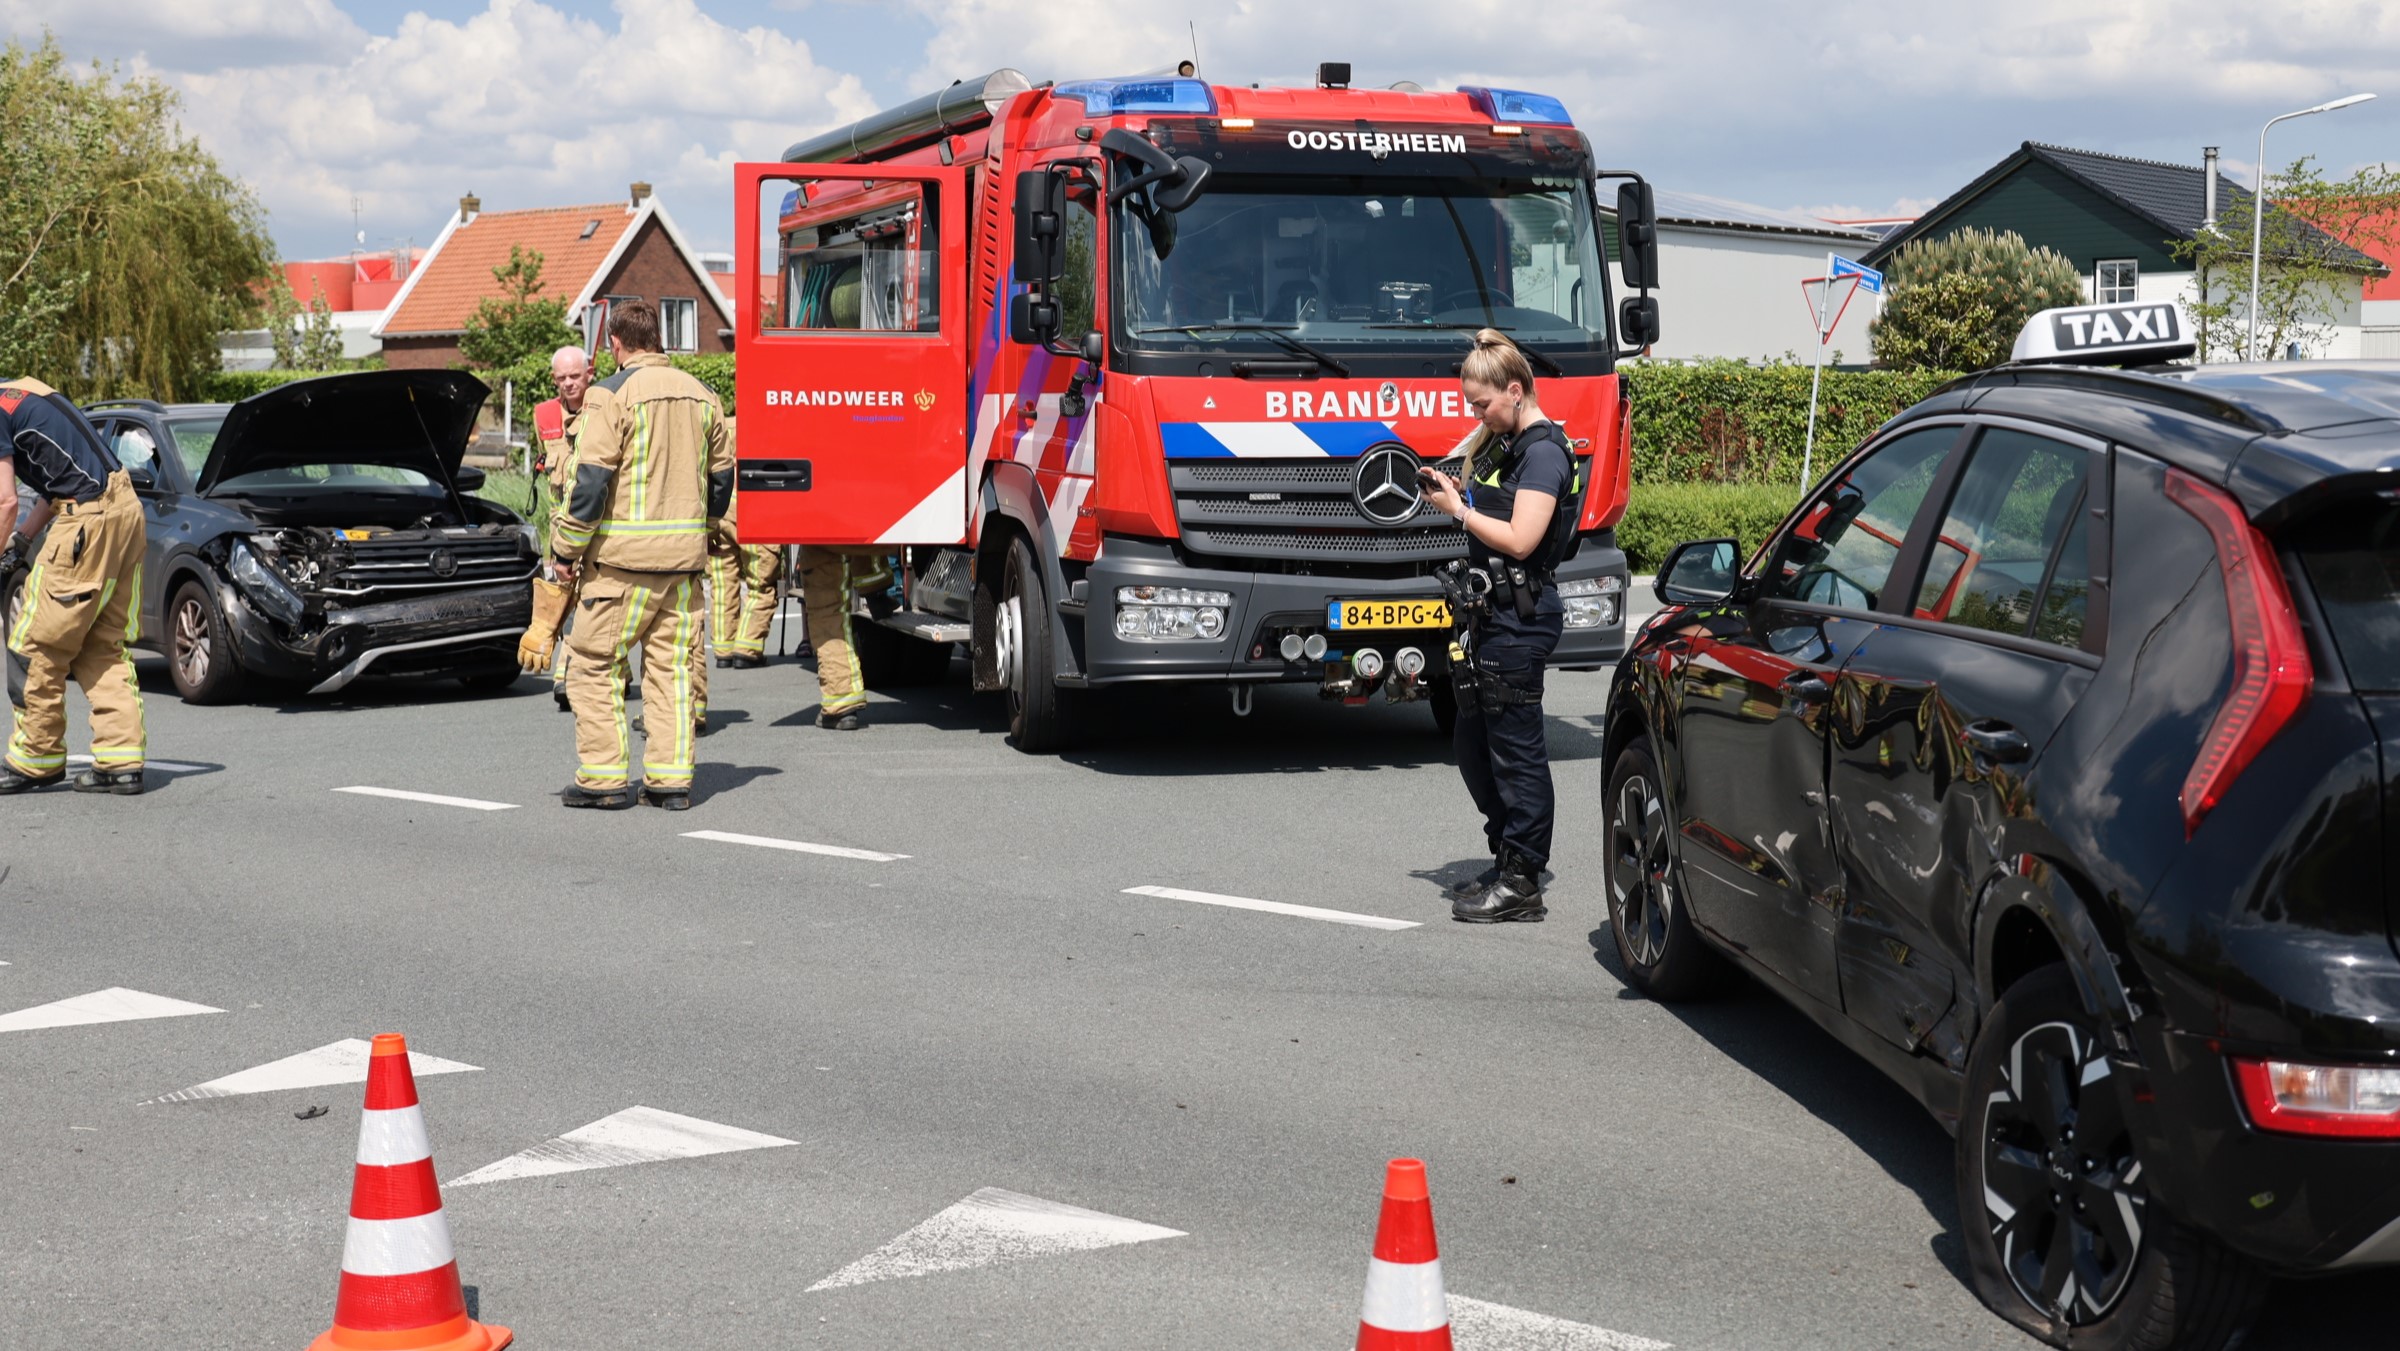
{"left": 2176, "top": 155, "right": 2400, "bottom": 362}
{"left": 1871, "top": 228, "right": 2086, "bottom": 371}
{"left": 458, "top": 245, "right": 575, "bottom": 370}
{"left": 0, "top": 34, "right": 276, "bottom": 400}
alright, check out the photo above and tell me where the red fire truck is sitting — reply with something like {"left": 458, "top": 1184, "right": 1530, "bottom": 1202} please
{"left": 732, "top": 64, "right": 1661, "bottom": 750}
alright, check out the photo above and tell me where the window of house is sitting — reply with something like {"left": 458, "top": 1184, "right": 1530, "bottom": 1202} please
{"left": 2095, "top": 259, "right": 2138, "bottom": 304}
{"left": 661, "top": 297, "right": 698, "bottom": 352}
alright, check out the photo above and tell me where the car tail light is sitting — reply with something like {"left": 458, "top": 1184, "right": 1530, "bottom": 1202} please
{"left": 2162, "top": 469, "right": 2313, "bottom": 835}
{"left": 2232, "top": 1057, "right": 2400, "bottom": 1138}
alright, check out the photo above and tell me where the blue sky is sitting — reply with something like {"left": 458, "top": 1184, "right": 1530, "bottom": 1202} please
{"left": 7, "top": 1, "right": 2397, "bottom": 267}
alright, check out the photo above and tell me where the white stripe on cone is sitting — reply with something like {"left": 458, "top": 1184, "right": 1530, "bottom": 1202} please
{"left": 357, "top": 1106, "right": 433, "bottom": 1166}
{"left": 339, "top": 1211, "right": 458, "bottom": 1278}
{"left": 1361, "top": 1255, "right": 1449, "bottom": 1334}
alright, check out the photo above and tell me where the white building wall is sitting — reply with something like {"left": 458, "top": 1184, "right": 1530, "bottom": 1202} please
{"left": 1646, "top": 227, "right": 1881, "bottom": 363}
{"left": 2138, "top": 269, "right": 2364, "bottom": 360}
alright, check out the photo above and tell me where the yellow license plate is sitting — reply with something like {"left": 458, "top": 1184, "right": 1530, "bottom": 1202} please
{"left": 1329, "top": 598, "right": 1450, "bottom": 630}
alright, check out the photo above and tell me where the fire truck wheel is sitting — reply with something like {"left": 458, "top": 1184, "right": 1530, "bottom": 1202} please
{"left": 1001, "top": 534, "right": 1073, "bottom": 752}
{"left": 1428, "top": 677, "right": 1458, "bottom": 737}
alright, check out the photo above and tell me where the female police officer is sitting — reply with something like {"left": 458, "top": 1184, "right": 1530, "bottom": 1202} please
{"left": 1417, "top": 330, "right": 1574, "bottom": 923}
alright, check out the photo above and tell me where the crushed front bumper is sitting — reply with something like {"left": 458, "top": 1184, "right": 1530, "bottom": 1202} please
{"left": 221, "top": 579, "right": 532, "bottom": 692}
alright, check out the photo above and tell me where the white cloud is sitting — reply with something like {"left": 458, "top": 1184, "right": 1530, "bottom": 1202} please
{"left": 0, "top": 0, "right": 368, "bottom": 66}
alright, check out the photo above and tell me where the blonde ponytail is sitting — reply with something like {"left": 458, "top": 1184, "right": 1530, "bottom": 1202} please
{"left": 1458, "top": 329, "right": 1535, "bottom": 485}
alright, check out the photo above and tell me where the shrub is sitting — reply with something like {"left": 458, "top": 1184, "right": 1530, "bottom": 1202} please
{"left": 1615, "top": 480, "right": 1803, "bottom": 573}
{"left": 197, "top": 369, "right": 345, "bottom": 401}
{"left": 1871, "top": 228, "right": 2085, "bottom": 371}
{"left": 1621, "top": 360, "right": 1955, "bottom": 487}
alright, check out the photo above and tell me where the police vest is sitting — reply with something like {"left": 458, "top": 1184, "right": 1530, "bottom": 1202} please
{"left": 1470, "top": 421, "right": 1586, "bottom": 572}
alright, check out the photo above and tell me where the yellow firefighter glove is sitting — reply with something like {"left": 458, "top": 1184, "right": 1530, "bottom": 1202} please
{"left": 518, "top": 573, "right": 574, "bottom": 672}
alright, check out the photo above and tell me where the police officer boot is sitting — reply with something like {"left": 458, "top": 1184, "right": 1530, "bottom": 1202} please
{"left": 0, "top": 764, "right": 65, "bottom": 794}
{"left": 71, "top": 767, "right": 144, "bottom": 795}
{"left": 1452, "top": 850, "right": 1547, "bottom": 923}
{"left": 1441, "top": 853, "right": 1504, "bottom": 904}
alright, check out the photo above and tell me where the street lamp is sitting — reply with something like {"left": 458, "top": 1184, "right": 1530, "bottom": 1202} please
{"left": 2249, "top": 92, "right": 2376, "bottom": 360}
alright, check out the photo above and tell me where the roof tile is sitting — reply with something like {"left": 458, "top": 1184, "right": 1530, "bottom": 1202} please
{"left": 382, "top": 203, "right": 633, "bottom": 335}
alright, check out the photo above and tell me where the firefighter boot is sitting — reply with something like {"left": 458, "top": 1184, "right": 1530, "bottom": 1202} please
{"left": 0, "top": 763, "right": 65, "bottom": 793}
{"left": 640, "top": 785, "right": 691, "bottom": 812}
{"left": 561, "top": 783, "right": 633, "bottom": 810}
{"left": 71, "top": 767, "right": 144, "bottom": 795}
{"left": 1452, "top": 850, "right": 1547, "bottom": 923}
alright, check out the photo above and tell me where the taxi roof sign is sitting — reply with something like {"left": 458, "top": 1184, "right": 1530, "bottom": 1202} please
{"left": 2011, "top": 300, "right": 2195, "bottom": 366}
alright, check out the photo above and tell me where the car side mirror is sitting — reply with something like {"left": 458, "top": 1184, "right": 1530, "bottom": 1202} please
{"left": 453, "top": 465, "right": 487, "bottom": 493}
{"left": 1656, "top": 538, "right": 1739, "bottom": 606}
{"left": 125, "top": 464, "right": 156, "bottom": 491}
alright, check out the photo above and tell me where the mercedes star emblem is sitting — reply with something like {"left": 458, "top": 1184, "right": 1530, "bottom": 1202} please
{"left": 1352, "top": 444, "right": 1423, "bottom": 526}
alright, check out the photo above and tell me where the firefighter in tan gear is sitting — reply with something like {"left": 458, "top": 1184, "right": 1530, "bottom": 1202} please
{"left": 534, "top": 345, "right": 592, "bottom": 712}
{"left": 548, "top": 301, "right": 734, "bottom": 811}
{"left": 706, "top": 419, "right": 782, "bottom": 670}
{"left": 797, "top": 545, "right": 888, "bottom": 730}
{"left": 0, "top": 378, "right": 148, "bottom": 794}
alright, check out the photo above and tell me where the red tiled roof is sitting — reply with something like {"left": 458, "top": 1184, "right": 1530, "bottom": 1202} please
{"left": 381, "top": 203, "right": 634, "bottom": 335}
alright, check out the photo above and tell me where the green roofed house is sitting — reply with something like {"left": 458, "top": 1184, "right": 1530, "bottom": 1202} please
{"left": 1862, "top": 142, "right": 2387, "bottom": 359}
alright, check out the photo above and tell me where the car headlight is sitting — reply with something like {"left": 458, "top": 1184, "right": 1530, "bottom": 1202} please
{"left": 1114, "top": 585, "right": 1233, "bottom": 642}
{"left": 229, "top": 540, "right": 304, "bottom": 625}
{"left": 514, "top": 522, "right": 539, "bottom": 553}
{"left": 1559, "top": 574, "right": 1624, "bottom": 630}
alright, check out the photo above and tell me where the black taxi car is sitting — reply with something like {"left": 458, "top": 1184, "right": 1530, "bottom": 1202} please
{"left": 1604, "top": 301, "right": 2400, "bottom": 1349}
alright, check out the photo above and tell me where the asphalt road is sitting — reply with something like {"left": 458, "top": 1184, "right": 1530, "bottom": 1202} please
{"left": 0, "top": 610, "right": 2383, "bottom": 1350}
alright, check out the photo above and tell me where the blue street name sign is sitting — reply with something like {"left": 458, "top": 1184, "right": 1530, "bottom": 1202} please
{"left": 1830, "top": 255, "right": 1885, "bottom": 295}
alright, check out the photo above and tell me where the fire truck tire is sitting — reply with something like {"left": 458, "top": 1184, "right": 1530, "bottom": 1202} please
{"left": 1428, "top": 676, "right": 1458, "bottom": 737}
{"left": 1000, "top": 534, "right": 1074, "bottom": 752}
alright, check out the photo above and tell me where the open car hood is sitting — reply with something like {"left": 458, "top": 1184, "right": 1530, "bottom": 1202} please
{"left": 196, "top": 370, "right": 491, "bottom": 496}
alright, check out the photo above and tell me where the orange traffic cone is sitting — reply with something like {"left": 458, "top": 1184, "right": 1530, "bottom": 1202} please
{"left": 1355, "top": 1158, "right": 1451, "bottom": 1350}
{"left": 308, "top": 1034, "right": 511, "bottom": 1351}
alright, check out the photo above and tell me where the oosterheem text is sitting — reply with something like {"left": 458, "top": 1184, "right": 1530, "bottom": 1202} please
{"left": 1263, "top": 389, "right": 1482, "bottom": 419}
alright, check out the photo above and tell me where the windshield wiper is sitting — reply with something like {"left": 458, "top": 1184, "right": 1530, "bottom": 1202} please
{"left": 1362, "top": 324, "right": 1566, "bottom": 378}
{"left": 1146, "top": 323, "right": 1352, "bottom": 377}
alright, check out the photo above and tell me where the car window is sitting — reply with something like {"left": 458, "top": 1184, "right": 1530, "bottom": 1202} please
{"left": 166, "top": 416, "right": 224, "bottom": 481}
{"left": 213, "top": 464, "right": 435, "bottom": 491}
{"left": 111, "top": 424, "right": 161, "bottom": 480}
{"left": 2298, "top": 496, "right": 2400, "bottom": 692}
{"left": 1914, "top": 428, "right": 2090, "bottom": 646}
{"left": 1761, "top": 427, "right": 1956, "bottom": 610}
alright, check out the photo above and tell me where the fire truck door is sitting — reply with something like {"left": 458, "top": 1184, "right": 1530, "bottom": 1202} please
{"left": 734, "top": 162, "right": 970, "bottom": 545}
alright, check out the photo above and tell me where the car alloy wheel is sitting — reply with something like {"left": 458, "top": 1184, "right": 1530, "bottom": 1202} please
{"left": 1979, "top": 1017, "right": 2146, "bottom": 1326}
{"left": 173, "top": 594, "right": 212, "bottom": 689}
{"left": 1610, "top": 772, "right": 1675, "bottom": 968}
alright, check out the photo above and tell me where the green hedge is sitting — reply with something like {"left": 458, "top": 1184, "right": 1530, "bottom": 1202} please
{"left": 196, "top": 355, "right": 738, "bottom": 431}
{"left": 1616, "top": 481, "right": 1803, "bottom": 574}
{"left": 1623, "top": 359, "right": 1958, "bottom": 487}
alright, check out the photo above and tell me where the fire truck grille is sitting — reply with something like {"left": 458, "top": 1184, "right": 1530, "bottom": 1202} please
{"left": 1169, "top": 459, "right": 1461, "bottom": 556}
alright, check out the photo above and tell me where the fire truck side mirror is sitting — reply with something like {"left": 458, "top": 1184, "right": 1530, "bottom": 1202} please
{"left": 1011, "top": 293, "right": 1061, "bottom": 346}
{"left": 1616, "top": 180, "right": 1660, "bottom": 291}
{"left": 1618, "top": 295, "right": 1661, "bottom": 349}
{"left": 1014, "top": 169, "right": 1067, "bottom": 286}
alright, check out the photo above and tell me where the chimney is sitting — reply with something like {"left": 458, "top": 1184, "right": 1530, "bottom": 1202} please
{"left": 629, "top": 181, "right": 652, "bottom": 210}
{"left": 459, "top": 192, "right": 480, "bottom": 224}
{"left": 2203, "top": 147, "right": 2219, "bottom": 231}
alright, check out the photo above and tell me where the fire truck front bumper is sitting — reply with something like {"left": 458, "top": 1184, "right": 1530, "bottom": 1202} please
{"left": 1078, "top": 535, "right": 1629, "bottom": 685}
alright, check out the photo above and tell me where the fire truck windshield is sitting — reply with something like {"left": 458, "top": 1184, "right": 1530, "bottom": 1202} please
{"left": 1116, "top": 172, "right": 1610, "bottom": 369}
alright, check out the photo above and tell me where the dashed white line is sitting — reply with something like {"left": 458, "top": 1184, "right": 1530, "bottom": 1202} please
{"left": 1122, "top": 885, "right": 1420, "bottom": 931}
{"left": 682, "top": 830, "right": 908, "bottom": 862}
{"left": 333, "top": 786, "right": 518, "bottom": 812}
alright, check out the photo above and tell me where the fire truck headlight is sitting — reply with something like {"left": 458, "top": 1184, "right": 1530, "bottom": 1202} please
{"left": 1559, "top": 575, "right": 1624, "bottom": 630}
{"left": 1115, "top": 586, "right": 1232, "bottom": 642}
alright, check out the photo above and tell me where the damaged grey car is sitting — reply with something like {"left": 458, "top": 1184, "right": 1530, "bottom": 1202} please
{"left": 3, "top": 371, "right": 538, "bottom": 704}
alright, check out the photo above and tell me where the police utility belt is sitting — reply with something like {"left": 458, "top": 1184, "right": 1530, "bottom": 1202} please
{"left": 1434, "top": 556, "right": 1550, "bottom": 711}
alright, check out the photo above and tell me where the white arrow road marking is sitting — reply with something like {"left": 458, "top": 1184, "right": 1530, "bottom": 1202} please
{"left": 0, "top": 987, "right": 222, "bottom": 1034}
{"left": 1448, "top": 1295, "right": 1673, "bottom": 1350}
{"left": 143, "top": 1038, "right": 481, "bottom": 1104}
{"left": 446, "top": 1106, "right": 795, "bottom": 1187}
{"left": 807, "top": 1187, "right": 1185, "bottom": 1291}
{"left": 1122, "top": 885, "right": 1421, "bottom": 931}
{"left": 334, "top": 786, "right": 518, "bottom": 811}
{"left": 682, "top": 830, "right": 908, "bottom": 863}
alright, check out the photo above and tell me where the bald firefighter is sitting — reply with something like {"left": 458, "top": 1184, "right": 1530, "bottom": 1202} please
{"left": 0, "top": 378, "right": 148, "bottom": 794}
{"left": 549, "top": 301, "right": 734, "bottom": 811}
{"left": 533, "top": 345, "right": 593, "bottom": 712}
{"left": 706, "top": 419, "right": 782, "bottom": 670}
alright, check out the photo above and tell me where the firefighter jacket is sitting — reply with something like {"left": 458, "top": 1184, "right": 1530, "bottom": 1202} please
{"left": 534, "top": 397, "right": 585, "bottom": 494}
{"left": 551, "top": 353, "right": 734, "bottom": 575}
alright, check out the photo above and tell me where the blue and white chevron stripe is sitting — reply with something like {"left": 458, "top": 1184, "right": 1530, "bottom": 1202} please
{"left": 1160, "top": 421, "right": 1395, "bottom": 458}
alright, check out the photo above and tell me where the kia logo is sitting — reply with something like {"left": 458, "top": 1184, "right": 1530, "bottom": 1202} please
{"left": 1352, "top": 444, "right": 1424, "bottom": 526}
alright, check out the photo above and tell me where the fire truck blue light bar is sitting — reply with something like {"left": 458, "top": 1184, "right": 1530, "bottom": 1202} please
{"left": 1052, "top": 78, "right": 1219, "bottom": 117}
{"left": 1458, "top": 86, "right": 1573, "bottom": 126}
